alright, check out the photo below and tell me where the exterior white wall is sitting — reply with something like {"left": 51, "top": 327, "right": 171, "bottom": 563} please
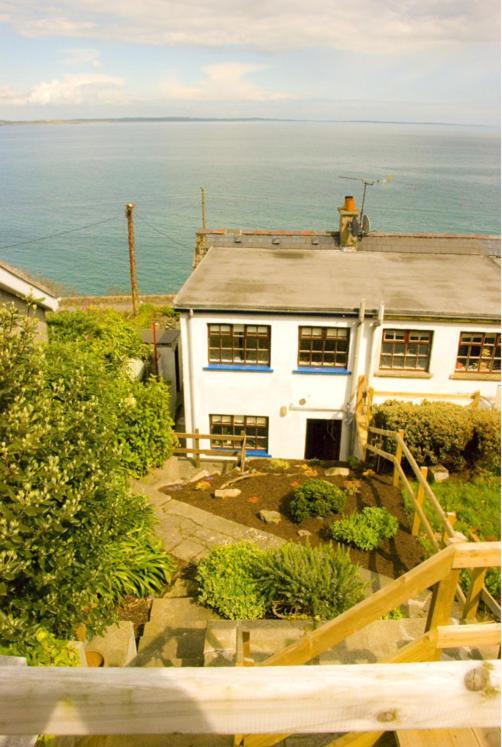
{"left": 180, "top": 311, "right": 500, "bottom": 460}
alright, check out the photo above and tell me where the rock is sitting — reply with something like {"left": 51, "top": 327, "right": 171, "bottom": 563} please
{"left": 297, "top": 529, "right": 312, "bottom": 538}
{"left": 214, "top": 488, "right": 242, "bottom": 499}
{"left": 325, "top": 467, "right": 350, "bottom": 477}
{"left": 362, "top": 469, "right": 375, "bottom": 478}
{"left": 189, "top": 469, "right": 211, "bottom": 483}
{"left": 258, "top": 510, "right": 282, "bottom": 525}
{"left": 429, "top": 464, "right": 449, "bottom": 483}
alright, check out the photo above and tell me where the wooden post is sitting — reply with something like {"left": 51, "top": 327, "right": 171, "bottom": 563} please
{"left": 240, "top": 432, "right": 246, "bottom": 473}
{"left": 200, "top": 187, "right": 207, "bottom": 230}
{"left": 194, "top": 427, "right": 200, "bottom": 468}
{"left": 125, "top": 203, "right": 139, "bottom": 316}
{"left": 463, "top": 567, "right": 487, "bottom": 622}
{"left": 412, "top": 466, "right": 428, "bottom": 536}
{"left": 442, "top": 512, "right": 457, "bottom": 545}
{"left": 425, "top": 567, "right": 462, "bottom": 651}
{"left": 392, "top": 430, "right": 405, "bottom": 487}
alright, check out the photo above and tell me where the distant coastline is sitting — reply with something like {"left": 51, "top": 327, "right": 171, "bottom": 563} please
{"left": 0, "top": 116, "right": 496, "bottom": 128}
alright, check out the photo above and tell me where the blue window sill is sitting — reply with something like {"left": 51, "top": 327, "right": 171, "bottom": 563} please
{"left": 292, "top": 367, "right": 352, "bottom": 375}
{"left": 245, "top": 450, "right": 271, "bottom": 458}
{"left": 204, "top": 364, "right": 273, "bottom": 372}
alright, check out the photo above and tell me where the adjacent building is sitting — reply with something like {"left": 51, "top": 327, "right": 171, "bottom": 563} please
{"left": 0, "top": 259, "right": 59, "bottom": 338}
{"left": 174, "top": 198, "right": 501, "bottom": 461}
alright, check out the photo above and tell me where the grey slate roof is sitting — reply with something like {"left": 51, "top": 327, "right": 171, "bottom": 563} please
{"left": 174, "top": 244, "right": 501, "bottom": 321}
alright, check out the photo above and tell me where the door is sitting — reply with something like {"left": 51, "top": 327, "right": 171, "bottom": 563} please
{"left": 304, "top": 419, "right": 341, "bottom": 460}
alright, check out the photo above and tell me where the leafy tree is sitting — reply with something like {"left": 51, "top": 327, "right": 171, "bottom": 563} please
{"left": 0, "top": 305, "right": 174, "bottom": 660}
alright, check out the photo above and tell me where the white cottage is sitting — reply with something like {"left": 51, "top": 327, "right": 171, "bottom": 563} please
{"left": 174, "top": 200, "right": 501, "bottom": 461}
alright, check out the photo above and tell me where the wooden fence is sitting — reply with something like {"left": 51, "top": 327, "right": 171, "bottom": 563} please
{"left": 173, "top": 430, "right": 247, "bottom": 471}
{"left": 353, "top": 375, "right": 501, "bottom": 620}
{"left": 2, "top": 543, "right": 498, "bottom": 742}
{"left": 236, "top": 540, "right": 501, "bottom": 747}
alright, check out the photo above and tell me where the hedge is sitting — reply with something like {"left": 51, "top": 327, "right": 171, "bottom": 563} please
{"left": 373, "top": 400, "right": 500, "bottom": 472}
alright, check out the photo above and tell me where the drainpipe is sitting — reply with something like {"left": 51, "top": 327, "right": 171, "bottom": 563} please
{"left": 367, "top": 303, "right": 385, "bottom": 388}
{"left": 186, "top": 309, "right": 197, "bottom": 437}
{"left": 349, "top": 299, "right": 366, "bottom": 404}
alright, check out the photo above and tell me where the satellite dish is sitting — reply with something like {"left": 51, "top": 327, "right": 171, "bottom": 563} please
{"left": 361, "top": 214, "right": 370, "bottom": 235}
{"left": 350, "top": 216, "right": 361, "bottom": 237}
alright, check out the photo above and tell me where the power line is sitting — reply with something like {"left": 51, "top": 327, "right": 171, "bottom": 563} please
{"left": 139, "top": 219, "right": 191, "bottom": 251}
{"left": 0, "top": 216, "right": 119, "bottom": 252}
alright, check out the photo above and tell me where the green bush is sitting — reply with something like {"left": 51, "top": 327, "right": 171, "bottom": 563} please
{"left": 330, "top": 507, "right": 399, "bottom": 551}
{"left": 116, "top": 377, "right": 177, "bottom": 476}
{"left": 47, "top": 308, "right": 148, "bottom": 366}
{"left": 0, "top": 305, "right": 175, "bottom": 655}
{"left": 468, "top": 410, "right": 501, "bottom": 473}
{"left": 196, "top": 542, "right": 268, "bottom": 620}
{"left": 373, "top": 400, "right": 474, "bottom": 471}
{"left": 289, "top": 479, "right": 346, "bottom": 523}
{"left": 373, "top": 400, "right": 501, "bottom": 472}
{"left": 255, "top": 543, "right": 365, "bottom": 619}
{"left": 0, "top": 627, "right": 81, "bottom": 666}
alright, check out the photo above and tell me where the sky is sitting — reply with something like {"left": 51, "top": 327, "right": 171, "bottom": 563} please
{"left": 0, "top": 0, "right": 500, "bottom": 124}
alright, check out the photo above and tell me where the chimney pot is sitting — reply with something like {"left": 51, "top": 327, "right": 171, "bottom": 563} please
{"left": 344, "top": 195, "right": 357, "bottom": 212}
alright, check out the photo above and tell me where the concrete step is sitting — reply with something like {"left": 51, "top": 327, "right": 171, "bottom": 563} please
{"left": 134, "top": 597, "right": 219, "bottom": 667}
{"left": 204, "top": 617, "right": 427, "bottom": 667}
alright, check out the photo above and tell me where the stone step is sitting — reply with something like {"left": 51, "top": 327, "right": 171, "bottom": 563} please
{"left": 134, "top": 597, "right": 220, "bottom": 667}
{"left": 204, "top": 617, "right": 427, "bottom": 667}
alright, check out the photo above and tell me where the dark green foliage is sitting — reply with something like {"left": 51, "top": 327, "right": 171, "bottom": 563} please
{"left": 373, "top": 400, "right": 500, "bottom": 472}
{"left": 195, "top": 542, "right": 268, "bottom": 619}
{"left": 255, "top": 542, "right": 365, "bottom": 619}
{"left": 289, "top": 479, "right": 346, "bottom": 523}
{"left": 330, "top": 507, "right": 399, "bottom": 551}
{"left": 47, "top": 308, "right": 148, "bottom": 366}
{"left": 196, "top": 541, "right": 365, "bottom": 621}
{"left": 116, "top": 377, "right": 178, "bottom": 476}
{"left": 0, "top": 305, "right": 175, "bottom": 662}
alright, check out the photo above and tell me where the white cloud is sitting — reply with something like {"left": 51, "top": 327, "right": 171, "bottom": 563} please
{"left": 163, "top": 63, "right": 292, "bottom": 101}
{"left": 7, "top": 73, "right": 126, "bottom": 106}
{"left": 61, "top": 47, "right": 101, "bottom": 68}
{"left": 0, "top": 0, "right": 498, "bottom": 53}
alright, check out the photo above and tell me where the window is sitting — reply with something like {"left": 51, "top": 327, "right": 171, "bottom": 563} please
{"left": 379, "top": 329, "right": 432, "bottom": 371}
{"left": 298, "top": 327, "right": 350, "bottom": 368}
{"left": 208, "top": 324, "right": 271, "bottom": 365}
{"left": 210, "top": 415, "right": 269, "bottom": 452}
{"left": 456, "top": 332, "right": 501, "bottom": 373}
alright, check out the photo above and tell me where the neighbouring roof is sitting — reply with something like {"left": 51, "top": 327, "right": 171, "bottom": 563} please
{"left": 174, "top": 242, "right": 501, "bottom": 321}
{"left": 0, "top": 260, "right": 59, "bottom": 311}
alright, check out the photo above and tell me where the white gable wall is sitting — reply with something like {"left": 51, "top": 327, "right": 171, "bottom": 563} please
{"left": 180, "top": 312, "right": 500, "bottom": 460}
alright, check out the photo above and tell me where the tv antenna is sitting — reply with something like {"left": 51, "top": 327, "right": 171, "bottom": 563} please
{"left": 339, "top": 175, "right": 393, "bottom": 236}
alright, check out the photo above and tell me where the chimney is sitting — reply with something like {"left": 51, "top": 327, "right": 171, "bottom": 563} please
{"left": 338, "top": 195, "right": 360, "bottom": 249}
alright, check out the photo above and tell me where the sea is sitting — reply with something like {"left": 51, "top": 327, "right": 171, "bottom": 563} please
{"left": 0, "top": 121, "right": 500, "bottom": 296}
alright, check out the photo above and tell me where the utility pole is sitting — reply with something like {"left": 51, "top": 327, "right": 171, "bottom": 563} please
{"left": 125, "top": 203, "right": 139, "bottom": 316}
{"left": 200, "top": 187, "right": 207, "bottom": 230}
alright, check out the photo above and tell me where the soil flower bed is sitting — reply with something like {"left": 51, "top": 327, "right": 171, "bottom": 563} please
{"left": 161, "top": 460, "right": 424, "bottom": 578}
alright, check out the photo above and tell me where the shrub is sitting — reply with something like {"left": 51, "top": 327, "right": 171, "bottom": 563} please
{"left": 115, "top": 377, "right": 177, "bottom": 476}
{"left": 268, "top": 459, "right": 291, "bottom": 472}
{"left": 196, "top": 542, "right": 268, "bottom": 619}
{"left": 47, "top": 308, "right": 148, "bottom": 366}
{"left": 373, "top": 400, "right": 475, "bottom": 471}
{"left": 468, "top": 410, "right": 501, "bottom": 473}
{"left": 0, "top": 626, "right": 81, "bottom": 666}
{"left": 0, "top": 305, "right": 175, "bottom": 654}
{"left": 289, "top": 479, "right": 346, "bottom": 523}
{"left": 256, "top": 543, "right": 365, "bottom": 620}
{"left": 330, "top": 507, "right": 399, "bottom": 551}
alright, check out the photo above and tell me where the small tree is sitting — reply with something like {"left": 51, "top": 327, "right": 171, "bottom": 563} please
{"left": 0, "top": 306, "right": 173, "bottom": 657}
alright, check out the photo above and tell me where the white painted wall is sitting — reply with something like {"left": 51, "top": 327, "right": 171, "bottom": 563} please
{"left": 180, "top": 312, "right": 500, "bottom": 460}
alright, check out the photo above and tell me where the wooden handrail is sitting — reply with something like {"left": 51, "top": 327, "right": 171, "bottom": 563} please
{"left": 1, "top": 661, "right": 499, "bottom": 737}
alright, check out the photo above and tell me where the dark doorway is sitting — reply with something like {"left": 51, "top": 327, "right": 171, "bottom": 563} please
{"left": 304, "top": 419, "right": 342, "bottom": 460}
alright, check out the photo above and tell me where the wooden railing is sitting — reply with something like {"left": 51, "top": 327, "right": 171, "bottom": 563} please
{"left": 236, "top": 541, "right": 501, "bottom": 747}
{"left": 173, "top": 430, "right": 247, "bottom": 471}
{"left": 353, "top": 375, "right": 501, "bottom": 619}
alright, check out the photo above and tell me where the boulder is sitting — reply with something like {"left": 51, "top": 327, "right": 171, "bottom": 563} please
{"left": 297, "top": 529, "right": 312, "bottom": 538}
{"left": 429, "top": 464, "right": 449, "bottom": 483}
{"left": 189, "top": 469, "right": 211, "bottom": 483}
{"left": 325, "top": 467, "right": 350, "bottom": 477}
{"left": 214, "top": 488, "right": 242, "bottom": 499}
{"left": 258, "top": 510, "right": 282, "bottom": 525}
